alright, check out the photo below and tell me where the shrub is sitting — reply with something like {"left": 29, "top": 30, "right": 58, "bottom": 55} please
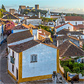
{"left": 73, "top": 63, "right": 79, "bottom": 67}
{"left": 73, "top": 67, "right": 80, "bottom": 73}
{"left": 71, "top": 75, "right": 79, "bottom": 81}
{"left": 64, "top": 66, "right": 71, "bottom": 79}
{"left": 60, "top": 60, "right": 69, "bottom": 67}
{"left": 81, "top": 70, "right": 84, "bottom": 76}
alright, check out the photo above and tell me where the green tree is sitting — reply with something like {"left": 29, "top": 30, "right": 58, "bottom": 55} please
{"left": 1, "top": 4, "right": 5, "bottom": 10}
{"left": 64, "top": 66, "right": 71, "bottom": 79}
{"left": 82, "top": 44, "right": 84, "bottom": 50}
{"left": 73, "top": 67, "right": 80, "bottom": 73}
{"left": 0, "top": 11, "right": 3, "bottom": 18}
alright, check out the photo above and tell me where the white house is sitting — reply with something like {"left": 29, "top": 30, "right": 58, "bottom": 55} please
{"left": 7, "top": 29, "right": 59, "bottom": 84}
{"left": 26, "top": 16, "right": 42, "bottom": 26}
{"left": 56, "top": 16, "right": 84, "bottom": 26}
{"left": 55, "top": 22, "right": 74, "bottom": 33}
{"left": 64, "top": 16, "right": 84, "bottom": 25}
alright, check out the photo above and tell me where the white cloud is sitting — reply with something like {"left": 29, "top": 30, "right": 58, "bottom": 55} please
{"left": 41, "top": 7, "right": 84, "bottom": 14}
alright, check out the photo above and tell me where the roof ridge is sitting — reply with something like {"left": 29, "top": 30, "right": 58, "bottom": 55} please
{"left": 69, "top": 40, "right": 84, "bottom": 53}
{"left": 61, "top": 42, "right": 71, "bottom": 57}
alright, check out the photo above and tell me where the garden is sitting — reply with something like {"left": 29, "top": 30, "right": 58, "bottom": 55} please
{"left": 60, "top": 58, "right": 84, "bottom": 80}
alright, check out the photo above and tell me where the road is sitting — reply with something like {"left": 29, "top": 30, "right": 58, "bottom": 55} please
{"left": 0, "top": 42, "right": 16, "bottom": 84}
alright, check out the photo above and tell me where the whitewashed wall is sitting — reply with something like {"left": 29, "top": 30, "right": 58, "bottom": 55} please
{"left": 33, "top": 29, "right": 37, "bottom": 36}
{"left": 8, "top": 37, "right": 34, "bottom": 46}
{"left": 26, "top": 19, "right": 42, "bottom": 26}
{"left": 22, "top": 43, "right": 57, "bottom": 78}
{"left": 56, "top": 24, "right": 73, "bottom": 32}
{"left": 8, "top": 48, "right": 19, "bottom": 78}
{"left": 65, "top": 21, "right": 83, "bottom": 25}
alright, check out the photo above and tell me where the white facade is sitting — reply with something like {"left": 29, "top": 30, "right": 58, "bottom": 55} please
{"left": 26, "top": 19, "right": 42, "bottom": 26}
{"left": 32, "top": 29, "right": 38, "bottom": 36}
{"left": 65, "top": 21, "right": 84, "bottom": 25}
{"left": 8, "top": 48, "right": 19, "bottom": 78}
{"left": 56, "top": 23, "right": 74, "bottom": 33}
{"left": 22, "top": 43, "right": 57, "bottom": 78}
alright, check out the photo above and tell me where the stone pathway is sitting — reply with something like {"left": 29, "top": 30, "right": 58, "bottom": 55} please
{"left": 0, "top": 45, "right": 16, "bottom": 84}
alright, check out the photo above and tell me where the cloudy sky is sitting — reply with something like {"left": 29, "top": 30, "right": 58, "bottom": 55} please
{"left": 0, "top": 0, "right": 84, "bottom": 14}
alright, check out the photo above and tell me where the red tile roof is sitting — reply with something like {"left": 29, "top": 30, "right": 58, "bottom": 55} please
{"left": 74, "top": 24, "right": 84, "bottom": 30}
{"left": 55, "top": 23, "right": 74, "bottom": 29}
{"left": 65, "top": 16, "right": 84, "bottom": 21}
{"left": 7, "top": 30, "right": 33, "bottom": 44}
{"left": 9, "top": 40, "right": 39, "bottom": 53}
{"left": 58, "top": 40, "right": 84, "bottom": 57}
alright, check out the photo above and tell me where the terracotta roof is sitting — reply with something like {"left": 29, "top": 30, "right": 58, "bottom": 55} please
{"left": 40, "top": 29, "right": 51, "bottom": 36}
{"left": 56, "top": 29, "right": 69, "bottom": 35}
{"left": 74, "top": 24, "right": 84, "bottom": 30}
{"left": 22, "top": 24, "right": 30, "bottom": 28}
{"left": 65, "top": 16, "right": 84, "bottom": 21}
{"left": 57, "top": 29, "right": 83, "bottom": 35}
{"left": 55, "top": 23, "right": 74, "bottom": 29}
{"left": 7, "top": 30, "right": 33, "bottom": 44}
{"left": 69, "top": 31, "right": 83, "bottom": 35}
{"left": 2, "top": 13, "right": 19, "bottom": 19}
{"left": 9, "top": 40, "right": 39, "bottom": 53}
{"left": 56, "top": 35, "right": 79, "bottom": 41}
{"left": 58, "top": 40, "right": 84, "bottom": 57}
{"left": 12, "top": 24, "right": 29, "bottom": 30}
{"left": 56, "top": 36, "right": 68, "bottom": 40}
{"left": 35, "top": 40, "right": 57, "bottom": 49}
{"left": 28, "top": 24, "right": 38, "bottom": 29}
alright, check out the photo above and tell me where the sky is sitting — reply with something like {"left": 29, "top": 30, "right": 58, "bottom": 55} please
{"left": 0, "top": 0, "right": 84, "bottom": 14}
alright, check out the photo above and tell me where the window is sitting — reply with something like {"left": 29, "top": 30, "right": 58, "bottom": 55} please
{"left": 75, "top": 22, "right": 77, "bottom": 25}
{"left": 10, "top": 51, "right": 15, "bottom": 64}
{"left": 82, "top": 22, "right": 84, "bottom": 25}
{"left": 68, "top": 27, "right": 70, "bottom": 30}
{"left": 12, "top": 64, "right": 14, "bottom": 73}
{"left": 12, "top": 51, "right": 14, "bottom": 58}
{"left": 31, "top": 54, "right": 37, "bottom": 62}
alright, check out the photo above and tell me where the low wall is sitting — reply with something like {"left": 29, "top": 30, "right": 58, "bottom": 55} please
{"left": 67, "top": 72, "right": 84, "bottom": 81}
{"left": 59, "top": 64, "right": 84, "bottom": 81}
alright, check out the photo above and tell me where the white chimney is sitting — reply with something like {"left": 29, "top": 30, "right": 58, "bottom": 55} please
{"left": 34, "top": 35, "right": 37, "bottom": 40}
{"left": 39, "top": 12, "right": 41, "bottom": 18}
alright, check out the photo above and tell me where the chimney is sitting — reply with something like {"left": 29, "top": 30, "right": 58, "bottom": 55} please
{"left": 34, "top": 35, "right": 37, "bottom": 40}
{"left": 39, "top": 12, "right": 41, "bottom": 18}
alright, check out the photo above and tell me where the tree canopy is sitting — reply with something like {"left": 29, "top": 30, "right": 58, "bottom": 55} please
{"left": 1, "top": 4, "right": 5, "bottom": 10}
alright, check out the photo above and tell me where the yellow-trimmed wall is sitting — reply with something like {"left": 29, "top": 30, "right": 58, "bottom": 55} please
{"left": 79, "top": 79, "right": 84, "bottom": 81}
{"left": 18, "top": 52, "right": 53, "bottom": 84}
{"left": 57, "top": 49, "right": 59, "bottom": 73}
{"left": 8, "top": 70, "right": 17, "bottom": 81}
{"left": 18, "top": 49, "right": 59, "bottom": 83}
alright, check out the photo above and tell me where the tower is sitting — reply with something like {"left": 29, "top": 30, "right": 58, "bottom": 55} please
{"left": 35, "top": 5, "right": 39, "bottom": 10}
